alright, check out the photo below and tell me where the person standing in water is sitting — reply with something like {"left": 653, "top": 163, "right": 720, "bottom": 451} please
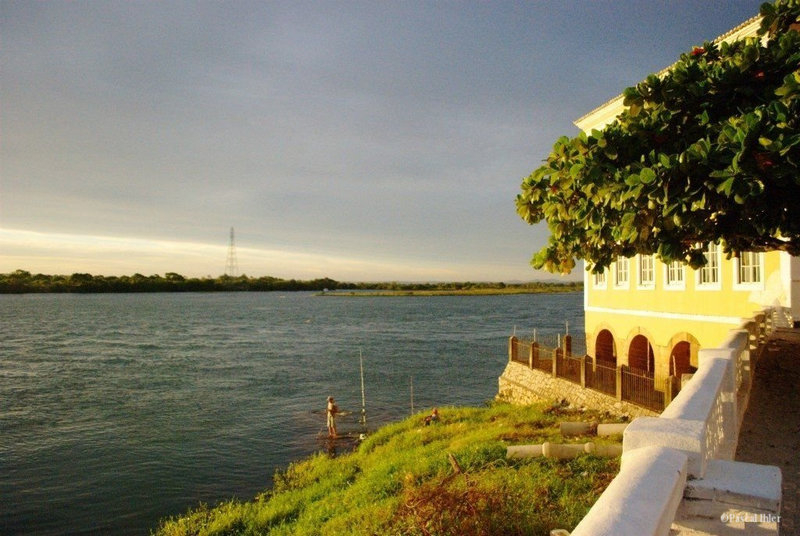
{"left": 326, "top": 396, "right": 339, "bottom": 438}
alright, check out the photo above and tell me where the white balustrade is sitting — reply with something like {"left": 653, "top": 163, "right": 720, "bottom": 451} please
{"left": 567, "top": 307, "right": 787, "bottom": 536}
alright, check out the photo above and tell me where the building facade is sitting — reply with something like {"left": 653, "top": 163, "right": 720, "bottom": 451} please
{"left": 576, "top": 16, "right": 800, "bottom": 384}
{"left": 584, "top": 250, "right": 798, "bottom": 382}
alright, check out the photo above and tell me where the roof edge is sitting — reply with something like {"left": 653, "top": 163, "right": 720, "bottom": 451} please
{"left": 573, "top": 15, "right": 762, "bottom": 133}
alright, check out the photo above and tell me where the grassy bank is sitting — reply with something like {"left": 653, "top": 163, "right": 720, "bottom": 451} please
{"left": 154, "top": 402, "right": 621, "bottom": 536}
{"left": 317, "top": 287, "right": 581, "bottom": 297}
{"left": 317, "top": 282, "right": 582, "bottom": 297}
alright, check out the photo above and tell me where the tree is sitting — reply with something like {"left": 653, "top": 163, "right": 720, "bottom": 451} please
{"left": 165, "top": 272, "right": 185, "bottom": 282}
{"left": 516, "top": 0, "right": 800, "bottom": 274}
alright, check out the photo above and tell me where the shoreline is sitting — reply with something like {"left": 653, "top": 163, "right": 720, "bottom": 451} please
{"left": 152, "top": 402, "right": 623, "bottom": 535}
{"left": 1, "top": 270, "right": 582, "bottom": 294}
{"left": 317, "top": 287, "right": 582, "bottom": 297}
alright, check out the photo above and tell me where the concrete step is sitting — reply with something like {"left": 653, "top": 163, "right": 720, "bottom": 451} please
{"left": 671, "top": 507, "right": 779, "bottom": 535}
{"left": 671, "top": 460, "right": 782, "bottom": 535}
{"left": 683, "top": 459, "right": 781, "bottom": 513}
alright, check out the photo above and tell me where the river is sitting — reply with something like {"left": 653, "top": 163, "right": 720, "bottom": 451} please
{"left": 1, "top": 291, "right": 583, "bottom": 535}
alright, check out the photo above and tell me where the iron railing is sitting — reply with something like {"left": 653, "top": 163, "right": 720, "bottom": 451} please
{"left": 585, "top": 357, "right": 616, "bottom": 396}
{"left": 555, "top": 350, "right": 582, "bottom": 384}
{"left": 508, "top": 335, "right": 672, "bottom": 412}
{"left": 620, "top": 365, "right": 665, "bottom": 411}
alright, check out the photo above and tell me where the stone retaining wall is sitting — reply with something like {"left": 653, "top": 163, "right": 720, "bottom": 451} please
{"left": 498, "top": 361, "right": 657, "bottom": 418}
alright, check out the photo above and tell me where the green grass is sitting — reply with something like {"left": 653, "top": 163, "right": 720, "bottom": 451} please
{"left": 153, "top": 402, "right": 621, "bottom": 536}
{"left": 317, "top": 286, "right": 581, "bottom": 297}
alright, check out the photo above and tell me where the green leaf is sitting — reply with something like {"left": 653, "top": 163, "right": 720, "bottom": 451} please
{"left": 516, "top": 0, "right": 800, "bottom": 275}
{"left": 624, "top": 173, "right": 641, "bottom": 186}
{"left": 717, "top": 177, "right": 735, "bottom": 196}
{"left": 639, "top": 167, "right": 656, "bottom": 184}
{"left": 731, "top": 153, "right": 741, "bottom": 173}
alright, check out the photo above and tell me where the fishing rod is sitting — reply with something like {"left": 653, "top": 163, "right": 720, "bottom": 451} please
{"left": 409, "top": 375, "right": 414, "bottom": 415}
{"left": 359, "top": 349, "right": 367, "bottom": 432}
{"left": 315, "top": 351, "right": 369, "bottom": 443}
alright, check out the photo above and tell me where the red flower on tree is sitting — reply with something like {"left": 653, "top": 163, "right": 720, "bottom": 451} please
{"left": 691, "top": 47, "right": 705, "bottom": 56}
{"left": 754, "top": 151, "right": 774, "bottom": 170}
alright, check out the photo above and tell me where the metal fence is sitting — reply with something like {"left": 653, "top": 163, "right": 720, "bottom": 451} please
{"left": 620, "top": 365, "right": 665, "bottom": 411}
{"left": 512, "top": 335, "right": 586, "bottom": 380}
{"left": 532, "top": 344, "right": 554, "bottom": 373}
{"left": 509, "top": 337, "right": 530, "bottom": 365}
{"left": 564, "top": 337, "right": 587, "bottom": 359}
{"left": 514, "top": 331, "right": 587, "bottom": 357}
{"left": 585, "top": 357, "right": 617, "bottom": 396}
{"left": 508, "top": 334, "right": 672, "bottom": 412}
{"left": 555, "top": 350, "right": 582, "bottom": 384}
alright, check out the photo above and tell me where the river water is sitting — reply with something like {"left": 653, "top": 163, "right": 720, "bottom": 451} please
{"left": 1, "top": 291, "right": 583, "bottom": 535}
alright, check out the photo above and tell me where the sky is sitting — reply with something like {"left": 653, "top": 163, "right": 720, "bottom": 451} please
{"left": 0, "top": 0, "right": 764, "bottom": 282}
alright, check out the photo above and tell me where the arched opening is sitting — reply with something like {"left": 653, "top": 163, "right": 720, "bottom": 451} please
{"left": 595, "top": 329, "right": 616, "bottom": 365}
{"left": 669, "top": 341, "right": 697, "bottom": 377}
{"left": 628, "top": 335, "right": 654, "bottom": 374}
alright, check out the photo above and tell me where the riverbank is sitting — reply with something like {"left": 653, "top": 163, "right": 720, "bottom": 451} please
{"left": 0, "top": 270, "right": 581, "bottom": 294}
{"left": 153, "top": 402, "right": 621, "bottom": 536}
{"left": 317, "top": 286, "right": 581, "bottom": 297}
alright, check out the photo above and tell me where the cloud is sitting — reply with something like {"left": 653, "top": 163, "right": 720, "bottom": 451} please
{"left": 0, "top": 228, "right": 564, "bottom": 282}
{"left": 0, "top": 1, "right": 761, "bottom": 281}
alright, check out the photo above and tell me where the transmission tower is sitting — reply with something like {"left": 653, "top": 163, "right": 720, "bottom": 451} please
{"left": 225, "top": 227, "right": 239, "bottom": 277}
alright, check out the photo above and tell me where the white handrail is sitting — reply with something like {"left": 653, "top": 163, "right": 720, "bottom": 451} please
{"left": 568, "top": 306, "right": 786, "bottom": 536}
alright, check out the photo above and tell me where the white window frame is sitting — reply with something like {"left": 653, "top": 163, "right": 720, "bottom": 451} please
{"left": 614, "top": 257, "right": 630, "bottom": 289}
{"left": 696, "top": 243, "right": 721, "bottom": 290}
{"left": 593, "top": 269, "right": 607, "bottom": 289}
{"left": 733, "top": 252, "right": 764, "bottom": 290}
{"left": 664, "top": 260, "right": 686, "bottom": 290}
{"left": 637, "top": 255, "right": 655, "bottom": 289}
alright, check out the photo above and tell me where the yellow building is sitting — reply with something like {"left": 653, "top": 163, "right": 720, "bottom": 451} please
{"left": 575, "top": 17, "right": 800, "bottom": 382}
{"left": 583, "top": 249, "right": 798, "bottom": 380}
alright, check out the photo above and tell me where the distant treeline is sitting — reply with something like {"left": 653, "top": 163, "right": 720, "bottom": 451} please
{"left": 0, "top": 270, "right": 582, "bottom": 294}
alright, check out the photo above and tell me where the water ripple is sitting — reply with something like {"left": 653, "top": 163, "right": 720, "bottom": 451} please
{"left": 0, "top": 291, "right": 583, "bottom": 535}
